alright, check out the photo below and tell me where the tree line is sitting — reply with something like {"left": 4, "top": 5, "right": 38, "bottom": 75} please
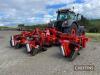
{"left": 18, "top": 17, "right": 100, "bottom": 33}
{"left": 79, "top": 16, "right": 100, "bottom": 33}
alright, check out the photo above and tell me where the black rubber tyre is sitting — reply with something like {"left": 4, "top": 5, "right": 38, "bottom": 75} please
{"left": 41, "top": 47, "right": 47, "bottom": 51}
{"left": 78, "top": 26, "right": 85, "bottom": 36}
{"left": 68, "top": 50, "right": 78, "bottom": 61}
{"left": 26, "top": 44, "right": 40, "bottom": 56}
{"left": 30, "top": 48, "right": 39, "bottom": 56}
{"left": 68, "top": 43, "right": 79, "bottom": 61}
{"left": 69, "top": 23, "right": 78, "bottom": 35}
{"left": 10, "top": 40, "right": 13, "bottom": 47}
{"left": 63, "top": 23, "right": 78, "bottom": 35}
{"left": 14, "top": 43, "right": 22, "bottom": 49}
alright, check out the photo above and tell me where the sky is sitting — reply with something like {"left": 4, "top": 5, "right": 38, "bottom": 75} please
{"left": 0, "top": 0, "right": 100, "bottom": 26}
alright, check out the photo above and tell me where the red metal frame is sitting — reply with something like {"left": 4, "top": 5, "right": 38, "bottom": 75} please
{"left": 10, "top": 27, "right": 88, "bottom": 59}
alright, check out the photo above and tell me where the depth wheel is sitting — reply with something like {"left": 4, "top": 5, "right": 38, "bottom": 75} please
{"left": 30, "top": 48, "right": 38, "bottom": 56}
{"left": 15, "top": 43, "right": 22, "bottom": 49}
{"left": 68, "top": 50, "right": 78, "bottom": 61}
{"left": 10, "top": 40, "right": 13, "bottom": 47}
{"left": 41, "top": 47, "right": 47, "bottom": 51}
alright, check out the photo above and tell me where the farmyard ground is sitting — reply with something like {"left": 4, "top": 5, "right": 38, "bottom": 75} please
{"left": 0, "top": 31, "right": 100, "bottom": 75}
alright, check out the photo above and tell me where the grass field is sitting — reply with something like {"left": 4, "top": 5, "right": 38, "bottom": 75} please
{"left": 0, "top": 26, "right": 9, "bottom": 30}
{"left": 86, "top": 33, "right": 100, "bottom": 42}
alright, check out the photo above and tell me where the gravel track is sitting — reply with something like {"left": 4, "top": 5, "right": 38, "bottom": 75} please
{"left": 0, "top": 31, "right": 100, "bottom": 75}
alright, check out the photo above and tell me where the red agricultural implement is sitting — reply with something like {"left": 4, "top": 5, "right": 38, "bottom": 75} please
{"left": 25, "top": 27, "right": 88, "bottom": 60}
{"left": 10, "top": 31, "right": 30, "bottom": 48}
{"left": 10, "top": 30, "right": 37, "bottom": 48}
{"left": 25, "top": 28, "right": 59, "bottom": 55}
{"left": 59, "top": 32, "right": 88, "bottom": 60}
{"left": 10, "top": 8, "right": 89, "bottom": 60}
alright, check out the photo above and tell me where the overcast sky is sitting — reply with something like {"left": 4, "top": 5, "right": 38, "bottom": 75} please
{"left": 0, "top": 0, "right": 100, "bottom": 26}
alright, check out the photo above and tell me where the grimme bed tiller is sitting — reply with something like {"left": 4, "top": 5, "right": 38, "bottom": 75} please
{"left": 10, "top": 31, "right": 31, "bottom": 48}
{"left": 10, "top": 9, "right": 88, "bottom": 60}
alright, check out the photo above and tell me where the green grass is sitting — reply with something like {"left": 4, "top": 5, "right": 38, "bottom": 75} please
{"left": 86, "top": 33, "right": 100, "bottom": 42}
{"left": 0, "top": 26, "right": 8, "bottom": 30}
{"left": 0, "top": 26, "right": 15, "bottom": 30}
